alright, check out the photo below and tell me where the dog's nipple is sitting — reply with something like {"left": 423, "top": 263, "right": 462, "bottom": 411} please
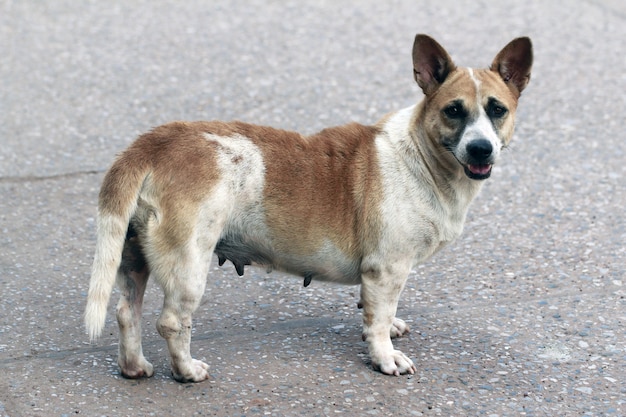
{"left": 234, "top": 262, "right": 245, "bottom": 276}
{"left": 303, "top": 273, "right": 313, "bottom": 287}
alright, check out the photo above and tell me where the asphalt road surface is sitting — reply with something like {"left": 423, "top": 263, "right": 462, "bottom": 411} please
{"left": 1, "top": 1, "right": 625, "bottom": 416}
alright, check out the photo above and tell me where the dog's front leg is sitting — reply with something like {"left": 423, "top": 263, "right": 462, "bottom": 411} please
{"left": 360, "top": 262, "right": 416, "bottom": 376}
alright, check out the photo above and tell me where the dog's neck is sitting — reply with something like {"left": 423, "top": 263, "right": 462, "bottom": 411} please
{"left": 406, "top": 105, "right": 483, "bottom": 209}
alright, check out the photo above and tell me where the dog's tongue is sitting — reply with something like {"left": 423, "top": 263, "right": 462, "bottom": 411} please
{"left": 468, "top": 164, "right": 492, "bottom": 175}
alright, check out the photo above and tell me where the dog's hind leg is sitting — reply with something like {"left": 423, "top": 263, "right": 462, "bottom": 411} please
{"left": 154, "top": 246, "right": 212, "bottom": 383}
{"left": 116, "top": 231, "right": 153, "bottom": 378}
{"left": 147, "top": 206, "right": 221, "bottom": 383}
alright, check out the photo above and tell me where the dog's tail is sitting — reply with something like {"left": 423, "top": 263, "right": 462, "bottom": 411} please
{"left": 84, "top": 148, "right": 150, "bottom": 341}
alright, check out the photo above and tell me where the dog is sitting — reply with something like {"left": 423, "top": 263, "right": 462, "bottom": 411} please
{"left": 85, "top": 34, "right": 532, "bottom": 382}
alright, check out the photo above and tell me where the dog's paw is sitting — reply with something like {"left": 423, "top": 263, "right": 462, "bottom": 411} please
{"left": 372, "top": 349, "right": 416, "bottom": 376}
{"left": 390, "top": 317, "right": 410, "bottom": 339}
{"left": 120, "top": 356, "right": 154, "bottom": 379}
{"left": 172, "top": 358, "right": 210, "bottom": 383}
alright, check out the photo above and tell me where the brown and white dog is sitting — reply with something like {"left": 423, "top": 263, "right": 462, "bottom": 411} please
{"left": 85, "top": 34, "right": 532, "bottom": 382}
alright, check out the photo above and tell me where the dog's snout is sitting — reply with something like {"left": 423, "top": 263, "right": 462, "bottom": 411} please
{"left": 466, "top": 139, "right": 493, "bottom": 161}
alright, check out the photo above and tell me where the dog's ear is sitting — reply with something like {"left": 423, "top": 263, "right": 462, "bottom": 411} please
{"left": 490, "top": 37, "right": 533, "bottom": 97}
{"left": 412, "top": 34, "right": 456, "bottom": 95}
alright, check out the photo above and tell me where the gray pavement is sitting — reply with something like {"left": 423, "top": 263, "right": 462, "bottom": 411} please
{"left": 1, "top": 0, "right": 625, "bottom": 416}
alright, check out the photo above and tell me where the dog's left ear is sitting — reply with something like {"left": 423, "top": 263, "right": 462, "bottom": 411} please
{"left": 412, "top": 34, "right": 457, "bottom": 95}
{"left": 490, "top": 37, "right": 533, "bottom": 97}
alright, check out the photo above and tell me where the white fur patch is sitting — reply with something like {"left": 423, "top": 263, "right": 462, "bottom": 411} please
{"left": 204, "top": 133, "right": 266, "bottom": 200}
{"left": 458, "top": 108, "right": 501, "bottom": 161}
{"left": 467, "top": 68, "right": 481, "bottom": 93}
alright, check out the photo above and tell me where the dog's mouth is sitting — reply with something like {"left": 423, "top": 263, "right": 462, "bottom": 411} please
{"left": 463, "top": 163, "right": 492, "bottom": 180}
{"left": 445, "top": 144, "right": 495, "bottom": 181}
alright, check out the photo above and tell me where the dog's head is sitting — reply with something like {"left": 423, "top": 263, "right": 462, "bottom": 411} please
{"left": 413, "top": 35, "right": 533, "bottom": 180}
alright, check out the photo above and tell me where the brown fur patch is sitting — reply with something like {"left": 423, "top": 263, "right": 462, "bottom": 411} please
{"left": 195, "top": 121, "right": 384, "bottom": 259}
{"left": 100, "top": 122, "right": 223, "bottom": 250}
{"left": 104, "top": 120, "right": 384, "bottom": 261}
{"left": 262, "top": 123, "right": 383, "bottom": 259}
{"left": 100, "top": 123, "right": 222, "bottom": 214}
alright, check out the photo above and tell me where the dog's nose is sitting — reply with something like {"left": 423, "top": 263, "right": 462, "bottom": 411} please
{"left": 466, "top": 139, "right": 493, "bottom": 160}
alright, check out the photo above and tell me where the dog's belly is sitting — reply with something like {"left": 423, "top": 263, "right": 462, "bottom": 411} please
{"left": 214, "top": 233, "right": 361, "bottom": 285}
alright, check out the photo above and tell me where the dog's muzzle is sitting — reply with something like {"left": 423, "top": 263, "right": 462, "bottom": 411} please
{"left": 463, "top": 139, "right": 494, "bottom": 180}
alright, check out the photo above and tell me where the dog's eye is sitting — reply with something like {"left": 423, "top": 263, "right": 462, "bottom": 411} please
{"left": 490, "top": 105, "right": 507, "bottom": 118}
{"left": 443, "top": 104, "right": 465, "bottom": 119}
{"left": 487, "top": 98, "right": 508, "bottom": 118}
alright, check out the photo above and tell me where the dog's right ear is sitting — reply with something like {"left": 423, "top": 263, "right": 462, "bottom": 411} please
{"left": 412, "top": 34, "right": 456, "bottom": 95}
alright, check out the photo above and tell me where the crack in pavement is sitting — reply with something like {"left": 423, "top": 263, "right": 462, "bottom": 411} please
{"left": 0, "top": 170, "right": 105, "bottom": 184}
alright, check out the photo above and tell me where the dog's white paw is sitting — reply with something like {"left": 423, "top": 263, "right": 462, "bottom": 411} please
{"left": 119, "top": 356, "right": 154, "bottom": 379}
{"left": 172, "top": 358, "right": 210, "bottom": 383}
{"left": 390, "top": 317, "right": 410, "bottom": 339}
{"left": 372, "top": 349, "right": 416, "bottom": 376}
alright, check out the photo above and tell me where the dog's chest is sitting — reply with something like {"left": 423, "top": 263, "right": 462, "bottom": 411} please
{"left": 384, "top": 195, "right": 468, "bottom": 266}
{"left": 376, "top": 153, "right": 474, "bottom": 265}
